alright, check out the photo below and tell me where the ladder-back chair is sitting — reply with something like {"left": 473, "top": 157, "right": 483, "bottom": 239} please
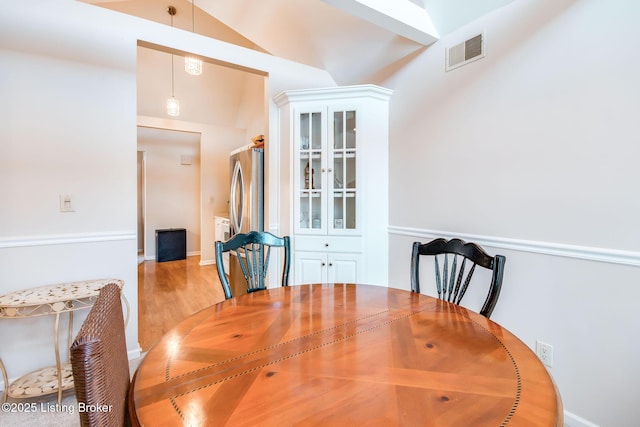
{"left": 411, "top": 238, "right": 506, "bottom": 318}
{"left": 215, "top": 231, "right": 291, "bottom": 300}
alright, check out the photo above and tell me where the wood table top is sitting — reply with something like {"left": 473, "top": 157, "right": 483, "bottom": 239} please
{"left": 129, "top": 283, "right": 562, "bottom": 426}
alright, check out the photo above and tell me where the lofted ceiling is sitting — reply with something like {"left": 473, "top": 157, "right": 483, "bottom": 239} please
{"left": 84, "top": 1, "right": 516, "bottom": 183}
{"left": 85, "top": 0, "right": 514, "bottom": 85}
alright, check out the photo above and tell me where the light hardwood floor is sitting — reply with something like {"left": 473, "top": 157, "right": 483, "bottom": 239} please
{"left": 137, "top": 256, "right": 226, "bottom": 351}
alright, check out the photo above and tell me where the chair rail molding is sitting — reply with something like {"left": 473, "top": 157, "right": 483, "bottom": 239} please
{"left": 389, "top": 226, "right": 640, "bottom": 267}
{"left": 0, "top": 231, "right": 137, "bottom": 249}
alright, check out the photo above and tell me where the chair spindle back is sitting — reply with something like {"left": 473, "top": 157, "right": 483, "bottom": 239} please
{"left": 216, "top": 231, "right": 290, "bottom": 300}
{"left": 411, "top": 238, "right": 505, "bottom": 318}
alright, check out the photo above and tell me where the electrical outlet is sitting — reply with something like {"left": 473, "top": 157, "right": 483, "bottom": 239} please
{"left": 536, "top": 340, "right": 554, "bottom": 368}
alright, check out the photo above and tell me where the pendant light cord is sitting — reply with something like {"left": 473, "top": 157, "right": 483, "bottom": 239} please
{"left": 171, "top": 55, "right": 175, "bottom": 97}
{"left": 168, "top": 6, "right": 176, "bottom": 97}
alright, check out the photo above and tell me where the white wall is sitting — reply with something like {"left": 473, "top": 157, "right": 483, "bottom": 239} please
{"left": 236, "top": 73, "right": 269, "bottom": 144}
{"left": 382, "top": 0, "right": 640, "bottom": 425}
{"left": 0, "top": 0, "right": 334, "bottom": 387}
{"left": 199, "top": 124, "right": 249, "bottom": 262}
{"left": 0, "top": 2, "right": 140, "bottom": 376}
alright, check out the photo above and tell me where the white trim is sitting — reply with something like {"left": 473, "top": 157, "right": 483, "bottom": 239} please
{"left": 199, "top": 259, "right": 215, "bottom": 266}
{"left": 321, "top": 0, "right": 438, "bottom": 45}
{"left": 0, "top": 231, "right": 137, "bottom": 249}
{"left": 274, "top": 84, "right": 393, "bottom": 106}
{"left": 128, "top": 346, "right": 143, "bottom": 361}
{"left": 564, "top": 410, "right": 600, "bottom": 427}
{"left": 389, "top": 226, "right": 640, "bottom": 267}
{"left": 268, "top": 223, "right": 280, "bottom": 234}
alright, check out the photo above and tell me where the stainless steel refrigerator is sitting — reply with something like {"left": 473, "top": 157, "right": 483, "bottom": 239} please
{"left": 228, "top": 145, "right": 264, "bottom": 296}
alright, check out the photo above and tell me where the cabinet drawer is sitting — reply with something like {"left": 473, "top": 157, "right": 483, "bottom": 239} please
{"left": 294, "top": 236, "right": 362, "bottom": 253}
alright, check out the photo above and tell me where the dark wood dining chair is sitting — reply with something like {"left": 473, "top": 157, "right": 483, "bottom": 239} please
{"left": 70, "top": 283, "right": 130, "bottom": 427}
{"left": 215, "top": 231, "right": 291, "bottom": 300}
{"left": 411, "top": 238, "right": 506, "bottom": 318}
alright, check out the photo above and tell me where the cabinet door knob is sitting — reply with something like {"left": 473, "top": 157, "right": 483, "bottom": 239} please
{"left": 321, "top": 168, "right": 326, "bottom": 172}
{"left": 322, "top": 262, "right": 326, "bottom": 266}
{"left": 325, "top": 243, "right": 329, "bottom": 247}
{"left": 329, "top": 263, "right": 333, "bottom": 267}
{"left": 327, "top": 168, "right": 332, "bottom": 172}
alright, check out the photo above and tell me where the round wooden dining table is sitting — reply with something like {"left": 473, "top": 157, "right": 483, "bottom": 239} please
{"left": 129, "top": 283, "right": 562, "bottom": 426}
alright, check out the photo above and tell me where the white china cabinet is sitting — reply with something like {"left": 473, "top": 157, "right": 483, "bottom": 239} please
{"left": 274, "top": 85, "right": 392, "bottom": 285}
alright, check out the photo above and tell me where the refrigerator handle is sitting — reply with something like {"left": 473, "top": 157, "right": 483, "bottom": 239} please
{"left": 230, "top": 160, "right": 244, "bottom": 234}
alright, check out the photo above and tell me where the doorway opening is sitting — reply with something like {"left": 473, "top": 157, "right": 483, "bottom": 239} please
{"left": 134, "top": 31, "right": 268, "bottom": 353}
{"left": 137, "top": 127, "right": 202, "bottom": 262}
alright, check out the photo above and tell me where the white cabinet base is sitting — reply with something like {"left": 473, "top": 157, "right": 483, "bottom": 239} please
{"left": 294, "top": 252, "right": 362, "bottom": 284}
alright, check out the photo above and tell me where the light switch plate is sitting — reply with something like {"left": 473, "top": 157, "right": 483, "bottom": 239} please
{"left": 59, "top": 194, "right": 75, "bottom": 212}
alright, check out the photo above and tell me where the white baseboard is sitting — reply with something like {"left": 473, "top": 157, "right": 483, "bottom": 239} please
{"left": 128, "top": 346, "right": 143, "bottom": 361}
{"left": 564, "top": 410, "right": 600, "bottom": 427}
{"left": 389, "top": 226, "right": 640, "bottom": 267}
{"left": 143, "top": 252, "right": 208, "bottom": 264}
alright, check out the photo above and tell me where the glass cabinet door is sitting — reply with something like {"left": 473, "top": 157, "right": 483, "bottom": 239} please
{"left": 298, "top": 111, "right": 324, "bottom": 231}
{"left": 331, "top": 109, "right": 357, "bottom": 231}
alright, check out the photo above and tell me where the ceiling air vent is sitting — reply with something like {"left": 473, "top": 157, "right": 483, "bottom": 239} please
{"left": 446, "top": 32, "right": 485, "bottom": 71}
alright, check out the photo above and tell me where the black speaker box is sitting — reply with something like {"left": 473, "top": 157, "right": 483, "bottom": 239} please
{"left": 156, "top": 228, "right": 186, "bottom": 262}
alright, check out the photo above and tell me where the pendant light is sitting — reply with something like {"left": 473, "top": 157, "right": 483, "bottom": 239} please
{"left": 166, "top": 6, "right": 180, "bottom": 116}
{"left": 166, "top": 54, "right": 180, "bottom": 117}
{"left": 184, "top": 1, "right": 203, "bottom": 76}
